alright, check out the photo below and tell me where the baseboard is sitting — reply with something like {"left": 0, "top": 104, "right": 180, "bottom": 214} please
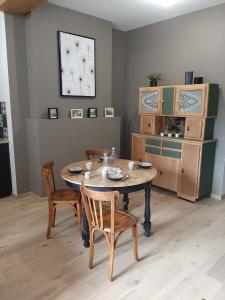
{"left": 211, "top": 193, "right": 225, "bottom": 201}
{"left": 13, "top": 191, "right": 45, "bottom": 200}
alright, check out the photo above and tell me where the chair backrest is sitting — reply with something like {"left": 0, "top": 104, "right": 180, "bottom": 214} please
{"left": 80, "top": 183, "right": 119, "bottom": 234}
{"left": 85, "top": 149, "right": 111, "bottom": 160}
{"left": 42, "top": 161, "right": 56, "bottom": 202}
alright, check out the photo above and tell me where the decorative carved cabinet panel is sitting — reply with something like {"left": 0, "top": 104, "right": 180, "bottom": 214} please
{"left": 139, "top": 87, "right": 162, "bottom": 115}
{"left": 132, "top": 83, "right": 219, "bottom": 201}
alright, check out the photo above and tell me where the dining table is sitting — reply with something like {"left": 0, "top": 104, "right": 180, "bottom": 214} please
{"left": 61, "top": 159, "right": 157, "bottom": 247}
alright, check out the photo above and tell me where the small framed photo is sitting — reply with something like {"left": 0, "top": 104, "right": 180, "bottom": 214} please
{"left": 48, "top": 108, "right": 58, "bottom": 119}
{"left": 104, "top": 107, "right": 114, "bottom": 118}
{"left": 70, "top": 108, "right": 83, "bottom": 119}
{"left": 87, "top": 107, "right": 97, "bottom": 118}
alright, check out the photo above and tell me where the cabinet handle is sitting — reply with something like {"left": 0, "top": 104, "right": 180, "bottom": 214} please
{"left": 159, "top": 170, "right": 163, "bottom": 175}
{"left": 148, "top": 123, "right": 151, "bottom": 128}
{"left": 181, "top": 168, "right": 184, "bottom": 173}
{"left": 162, "top": 98, "right": 164, "bottom": 103}
{"left": 187, "top": 126, "right": 190, "bottom": 131}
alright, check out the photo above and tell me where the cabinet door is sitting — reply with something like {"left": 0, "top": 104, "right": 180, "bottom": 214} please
{"left": 141, "top": 116, "right": 154, "bottom": 134}
{"left": 139, "top": 87, "right": 162, "bottom": 115}
{"left": 177, "top": 143, "right": 201, "bottom": 201}
{"left": 145, "top": 153, "right": 180, "bottom": 192}
{"left": 184, "top": 118, "right": 204, "bottom": 140}
{"left": 132, "top": 135, "right": 144, "bottom": 162}
{"left": 175, "top": 85, "right": 207, "bottom": 117}
{"left": 162, "top": 87, "right": 174, "bottom": 115}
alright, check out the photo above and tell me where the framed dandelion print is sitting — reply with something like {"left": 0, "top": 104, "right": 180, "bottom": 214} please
{"left": 58, "top": 31, "right": 96, "bottom": 97}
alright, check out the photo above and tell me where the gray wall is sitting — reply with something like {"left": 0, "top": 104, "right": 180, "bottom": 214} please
{"left": 112, "top": 29, "right": 126, "bottom": 156}
{"left": 3, "top": 3, "right": 117, "bottom": 195}
{"left": 27, "top": 117, "right": 120, "bottom": 196}
{"left": 123, "top": 4, "right": 225, "bottom": 196}
{"left": 4, "top": 15, "right": 30, "bottom": 194}
{"left": 26, "top": 3, "right": 112, "bottom": 119}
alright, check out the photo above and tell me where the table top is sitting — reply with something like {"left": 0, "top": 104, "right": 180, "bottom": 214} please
{"left": 61, "top": 159, "right": 157, "bottom": 189}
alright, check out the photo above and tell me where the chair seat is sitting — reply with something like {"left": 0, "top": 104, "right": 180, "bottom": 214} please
{"left": 102, "top": 210, "right": 138, "bottom": 233}
{"left": 51, "top": 189, "right": 80, "bottom": 203}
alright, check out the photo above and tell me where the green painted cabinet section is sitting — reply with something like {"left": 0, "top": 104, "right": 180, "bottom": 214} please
{"left": 162, "top": 141, "right": 182, "bottom": 150}
{"left": 207, "top": 84, "right": 219, "bottom": 117}
{"left": 204, "top": 118, "right": 215, "bottom": 140}
{"left": 162, "top": 149, "right": 181, "bottom": 159}
{"left": 162, "top": 87, "right": 174, "bottom": 115}
{"left": 199, "top": 142, "right": 216, "bottom": 198}
{"left": 145, "top": 146, "right": 160, "bottom": 155}
{"left": 146, "top": 138, "right": 161, "bottom": 147}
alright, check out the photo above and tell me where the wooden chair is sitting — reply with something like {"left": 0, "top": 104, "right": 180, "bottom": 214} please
{"left": 80, "top": 183, "right": 139, "bottom": 281}
{"left": 42, "top": 161, "right": 82, "bottom": 239}
{"left": 85, "top": 149, "right": 111, "bottom": 160}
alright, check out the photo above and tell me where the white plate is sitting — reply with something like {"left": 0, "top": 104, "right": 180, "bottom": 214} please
{"left": 138, "top": 162, "right": 152, "bottom": 169}
{"left": 107, "top": 173, "right": 124, "bottom": 181}
{"left": 68, "top": 166, "right": 83, "bottom": 173}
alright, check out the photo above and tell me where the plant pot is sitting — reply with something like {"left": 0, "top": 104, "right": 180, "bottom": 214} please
{"left": 150, "top": 79, "right": 157, "bottom": 87}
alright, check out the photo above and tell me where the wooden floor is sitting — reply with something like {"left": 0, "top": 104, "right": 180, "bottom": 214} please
{"left": 1, "top": 189, "right": 225, "bottom": 300}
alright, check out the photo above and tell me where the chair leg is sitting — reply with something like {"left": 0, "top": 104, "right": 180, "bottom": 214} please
{"left": 108, "top": 237, "right": 115, "bottom": 281}
{"left": 132, "top": 224, "right": 139, "bottom": 262}
{"left": 47, "top": 205, "right": 53, "bottom": 239}
{"left": 52, "top": 206, "right": 56, "bottom": 227}
{"left": 89, "top": 230, "right": 95, "bottom": 269}
{"left": 76, "top": 202, "right": 82, "bottom": 235}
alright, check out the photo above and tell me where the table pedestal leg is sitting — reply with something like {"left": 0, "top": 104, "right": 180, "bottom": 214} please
{"left": 82, "top": 208, "right": 90, "bottom": 248}
{"left": 143, "top": 182, "right": 151, "bottom": 237}
{"left": 123, "top": 193, "right": 129, "bottom": 211}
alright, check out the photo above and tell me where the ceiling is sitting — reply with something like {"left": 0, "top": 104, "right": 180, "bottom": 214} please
{"left": 48, "top": 0, "right": 225, "bottom": 31}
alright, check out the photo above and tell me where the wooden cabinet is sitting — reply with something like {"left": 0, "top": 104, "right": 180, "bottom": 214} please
{"left": 185, "top": 118, "right": 204, "bottom": 140}
{"left": 175, "top": 85, "right": 207, "bottom": 117}
{"left": 177, "top": 143, "right": 201, "bottom": 201}
{"left": 145, "top": 153, "right": 180, "bottom": 192}
{"left": 139, "top": 87, "right": 162, "bottom": 115}
{"left": 132, "top": 134, "right": 144, "bottom": 162}
{"left": 0, "top": 142, "right": 12, "bottom": 197}
{"left": 140, "top": 116, "right": 155, "bottom": 134}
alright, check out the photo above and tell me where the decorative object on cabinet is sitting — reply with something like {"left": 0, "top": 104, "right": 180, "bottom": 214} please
{"left": 133, "top": 83, "right": 219, "bottom": 202}
{"left": 104, "top": 107, "right": 114, "bottom": 118}
{"left": 194, "top": 77, "right": 203, "bottom": 84}
{"left": 146, "top": 73, "right": 162, "bottom": 87}
{"left": 48, "top": 108, "right": 58, "bottom": 119}
{"left": 87, "top": 108, "right": 97, "bottom": 118}
{"left": 185, "top": 71, "right": 193, "bottom": 85}
{"left": 58, "top": 31, "right": 96, "bottom": 98}
{"left": 70, "top": 109, "right": 83, "bottom": 119}
{"left": 0, "top": 0, "right": 46, "bottom": 16}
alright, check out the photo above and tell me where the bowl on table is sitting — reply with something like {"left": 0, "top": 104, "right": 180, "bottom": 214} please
{"left": 68, "top": 166, "right": 83, "bottom": 174}
{"left": 107, "top": 173, "right": 124, "bottom": 181}
{"left": 138, "top": 162, "right": 152, "bottom": 169}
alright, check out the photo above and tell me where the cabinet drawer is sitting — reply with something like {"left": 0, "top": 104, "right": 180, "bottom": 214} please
{"left": 162, "top": 149, "right": 181, "bottom": 159}
{"left": 162, "top": 141, "right": 182, "bottom": 150}
{"left": 146, "top": 138, "right": 161, "bottom": 146}
{"left": 145, "top": 146, "right": 160, "bottom": 155}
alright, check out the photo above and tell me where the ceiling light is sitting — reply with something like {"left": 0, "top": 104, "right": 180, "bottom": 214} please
{"left": 148, "top": 0, "right": 180, "bottom": 7}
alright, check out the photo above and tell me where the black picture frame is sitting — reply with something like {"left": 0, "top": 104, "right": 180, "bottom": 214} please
{"left": 87, "top": 107, "right": 97, "bottom": 118}
{"left": 48, "top": 108, "right": 58, "bottom": 119}
{"left": 57, "top": 31, "right": 96, "bottom": 98}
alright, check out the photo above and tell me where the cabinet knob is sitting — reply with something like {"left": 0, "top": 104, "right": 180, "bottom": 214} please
{"left": 181, "top": 168, "right": 184, "bottom": 173}
{"left": 187, "top": 126, "right": 190, "bottom": 131}
{"left": 148, "top": 123, "right": 151, "bottom": 128}
{"left": 159, "top": 170, "right": 163, "bottom": 175}
{"left": 162, "top": 98, "right": 164, "bottom": 103}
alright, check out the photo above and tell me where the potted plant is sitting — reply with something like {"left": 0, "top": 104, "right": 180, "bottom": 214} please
{"left": 146, "top": 73, "right": 162, "bottom": 87}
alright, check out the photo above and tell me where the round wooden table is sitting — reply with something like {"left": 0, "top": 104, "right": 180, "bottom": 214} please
{"left": 61, "top": 159, "right": 157, "bottom": 247}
